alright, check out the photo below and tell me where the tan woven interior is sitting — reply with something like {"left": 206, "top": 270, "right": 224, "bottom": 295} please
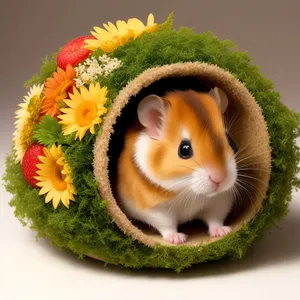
{"left": 93, "top": 62, "right": 271, "bottom": 247}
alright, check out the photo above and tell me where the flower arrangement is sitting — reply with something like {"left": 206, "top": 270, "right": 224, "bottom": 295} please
{"left": 4, "top": 12, "right": 300, "bottom": 271}
{"left": 13, "top": 13, "right": 159, "bottom": 209}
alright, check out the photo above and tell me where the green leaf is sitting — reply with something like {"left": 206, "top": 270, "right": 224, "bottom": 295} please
{"left": 32, "top": 115, "right": 62, "bottom": 147}
{"left": 157, "top": 12, "right": 174, "bottom": 32}
{"left": 24, "top": 51, "right": 59, "bottom": 88}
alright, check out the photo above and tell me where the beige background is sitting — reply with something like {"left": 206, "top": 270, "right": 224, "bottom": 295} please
{"left": 1, "top": 0, "right": 300, "bottom": 299}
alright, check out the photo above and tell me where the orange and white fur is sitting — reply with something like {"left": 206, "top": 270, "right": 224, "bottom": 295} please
{"left": 117, "top": 88, "right": 237, "bottom": 244}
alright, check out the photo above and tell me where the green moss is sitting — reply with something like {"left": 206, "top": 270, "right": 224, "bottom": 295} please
{"left": 3, "top": 24, "right": 300, "bottom": 271}
{"left": 24, "top": 52, "right": 58, "bottom": 88}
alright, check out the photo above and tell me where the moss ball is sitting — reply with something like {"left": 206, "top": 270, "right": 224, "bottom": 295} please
{"left": 3, "top": 14, "right": 300, "bottom": 271}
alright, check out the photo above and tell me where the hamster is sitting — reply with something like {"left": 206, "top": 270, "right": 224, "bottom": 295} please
{"left": 116, "top": 88, "right": 237, "bottom": 244}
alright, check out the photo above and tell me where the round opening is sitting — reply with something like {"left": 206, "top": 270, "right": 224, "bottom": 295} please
{"left": 94, "top": 62, "right": 271, "bottom": 247}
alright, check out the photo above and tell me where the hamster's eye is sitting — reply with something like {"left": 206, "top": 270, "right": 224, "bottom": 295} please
{"left": 178, "top": 140, "right": 193, "bottom": 159}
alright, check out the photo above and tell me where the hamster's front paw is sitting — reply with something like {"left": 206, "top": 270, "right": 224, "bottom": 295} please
{"left": 163, "top": 232, "right": 188, "bottom": 244}
{"left": 209, "top": 225, "right": 231, "bottom": 238}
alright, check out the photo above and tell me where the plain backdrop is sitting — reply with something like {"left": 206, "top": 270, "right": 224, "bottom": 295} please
{"left": 1, "top": 1, "right": 300, "bottom": 300}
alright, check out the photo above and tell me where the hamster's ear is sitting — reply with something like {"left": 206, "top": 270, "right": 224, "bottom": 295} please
{"left": 208, "top": 87, "right": 229, "bottom": 113}
{"left": 137, "top": 94, "right": 167, "bottom": 139}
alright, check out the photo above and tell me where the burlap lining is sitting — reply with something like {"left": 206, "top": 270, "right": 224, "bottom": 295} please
{"left": 93, "top": 62, "right": 271, "bottom": 247}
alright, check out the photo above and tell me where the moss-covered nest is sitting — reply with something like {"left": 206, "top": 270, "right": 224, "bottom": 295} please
{"left": 3, "top": 13, "right": 300, "bottom": 271}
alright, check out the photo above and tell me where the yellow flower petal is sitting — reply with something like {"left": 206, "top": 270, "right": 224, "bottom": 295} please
{"left": 52, "top": 192, "right": 61, "bottom": 209}
{"left": 60, "top": 83, "right": 108, "bottom": 140}
{"left": 78, "top": 128, "right": 87, "bottom": 141}
{"left": 40, "top": 183, "right": 52, "bottom": 195}
{"left": 105, "top": 22, "right": 119, "bottom": 34}
{"left": 61, "top": 190, "right": 71, "bottom": 208}
{"left": 147, "top": 13, "right": 154, "bottom": 26}
{"left": 62, "top": 124, "right": 79, "bottom": 135}
{"left": 58, "top": 114, "right": 75, "bottom": 122}
{"left": 116, "top": 20, "right": 128, "bottom": 33}
{"left": 63, "top": 99, "right": 76, "bottom": 108}
{"left": 37, "top": 156, "right": 48, "bottom": 164}
{"left": 13, "top": 84, "right": 44, "bottom": 162}
{"left": 93, "top": 26, "right": 112, "bottom": 39}
{"left": 84, "top": 14, "right": 158, "bottom": 52}
{"left": 34, "top": 144, "right": 76, "bottom": 209}
{"left": 45, "top": 190, "right": 54, "bottom": 203}
{"left": 89, "top": 125, "right": 95, "bottom": 134}
{"left": 79, "top": 86, "right": 91, "bottom": 101}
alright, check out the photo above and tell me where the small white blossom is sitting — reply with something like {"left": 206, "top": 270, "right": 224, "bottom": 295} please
{"left": 80, "top": 73, "right": 93, "bottom": 82}
{"left": 74, "top": 78, "right": 84, "bottom": 87}
{"left": 74, "top": 54, "right": 122, "bottom": 87}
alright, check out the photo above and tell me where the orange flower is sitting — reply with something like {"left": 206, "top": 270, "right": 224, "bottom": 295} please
{"left": 41, "top": 65, "right": 76, "bottom": 117}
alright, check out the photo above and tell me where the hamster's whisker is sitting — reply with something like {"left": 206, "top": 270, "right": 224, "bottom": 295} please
{"left": 167, "top": 187, "right": 191, "bottom": 214}
{"left": 169, "top": 176, "right": 192, "bottom": 189}
{"left": 224, "top": 113, "right": 233, "bottom": 132}
{"left": 182, "top": 189, "right": 202, "bottom": 219}
{"left": 231, "top": 187, "right": 238, "bottom": 208}
{"left": 236, "top": 181, "right": 253, "bottom": 199}
{"left": 237, "top": 188, "right": 255, "bottom": 211}
{"left": 154, "top": 176, "right": 193, "bottom": 203}
{"left": 182, "top": 194, "right": 192, "bottom": 216}
{"left": 238, "top": 167, "right": 269, "bottom": 173}
{"left": 237, "top": 165, "right": 269, "bottom": 174}
{"left": 234, "top": 143, "right": 270, "bottom": 159}
{"left": 237, "top": 178, "right": 263, "bottom": 194}
{"left": 232, "top": 186, "right": 244, "bottom": 213}
{"left": 227, "top": 129, "right": 244, "bottom": 137}
{"left": 172, "top": 165, "right": 198, "bottom": 172}
{"left": 236, "top": 147, "right": 270, "bottom": 159}
{"left": 179, "top": 187, "right": 201, "bottom": 213}
{"left": 235, "top": 150, "right": 270, "bottom": 165}
{"left": 237, "top": 173, "right": 268, "bottom": 186}
{"left": 168, "top": 176, "right": 193, "bottom": 190}
{"left": 188, "top": 192, "right": 201, "bottom": 219}
{"left": 234, "top": 181, "right": 256, "bottom": 209}
{"left": 233, "top": 184, "right": 242, "bottom": 202}
{"left": 176, "top": 186, "right": 192, "bottom": 201}
{"left": 237, "top": 162, "right": 269, "bottom": 169}
{"left": 229, "top": 187, "right": 240, "bottom": 215}
{"left": 234, "top": 138, "right": 269, "bottom": 153}
{"left": 232, "top": 128, "right": 255, "bottom": 138}
{"left": 225, "top": 109, "right": 241, "bottom": 131}
{"left": 148, "top": 177, "right": 191, "bottom": 207}
{"left": 190, "top": 157, "right": 207, "bottom": 173}
{"left": 236, "top": 179, "right": 262, "bottom": 203}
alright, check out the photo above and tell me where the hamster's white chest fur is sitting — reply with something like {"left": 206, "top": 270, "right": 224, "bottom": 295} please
{"left": 119, "top": 191, "right": 234, "bottom": 230}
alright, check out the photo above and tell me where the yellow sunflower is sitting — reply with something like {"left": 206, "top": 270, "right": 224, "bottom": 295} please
{"left": 35, "top": 145, "right": 76, "bottom": 209}
{"left": 58, "top": 82, "right": 108, "bottom": 140}
{"left": 13, "top": 84, "right": 44, "bottom": 162}
{"left": 84, "top": 13, "right": 158, "bottom": 53}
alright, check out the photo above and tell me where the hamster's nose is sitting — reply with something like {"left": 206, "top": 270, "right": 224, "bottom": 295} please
{"left": 208, "top": 171, "right": 226, "bottom": 186}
